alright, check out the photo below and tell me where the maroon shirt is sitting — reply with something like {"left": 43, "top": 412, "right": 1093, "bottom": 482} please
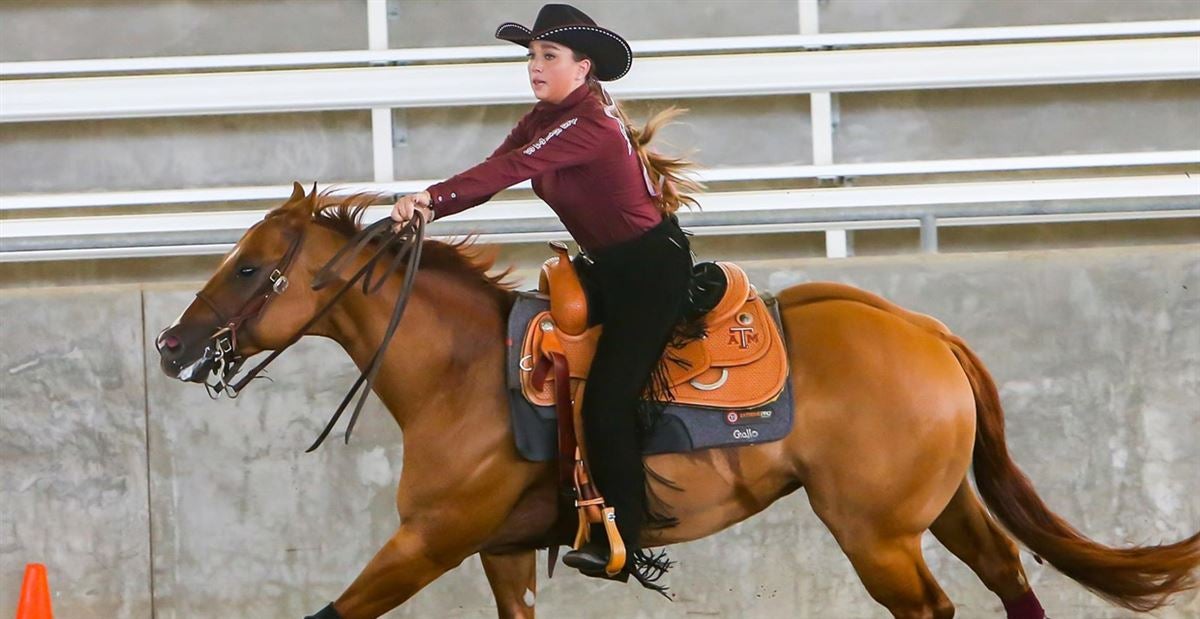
{"left": 426, "top": 83, "right": 663, "bottom": 251}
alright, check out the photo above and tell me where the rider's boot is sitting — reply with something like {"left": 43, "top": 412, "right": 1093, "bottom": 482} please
{"left": 563, "top": 523, "right": 633, "bottom": 581}
{"left": 562, "top": 525, "right": 612, "bottom": 575}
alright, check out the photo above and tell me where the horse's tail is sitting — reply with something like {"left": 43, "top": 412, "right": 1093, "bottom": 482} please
{"left": 944, "top": 334, "right": 1200, "bottom": 612}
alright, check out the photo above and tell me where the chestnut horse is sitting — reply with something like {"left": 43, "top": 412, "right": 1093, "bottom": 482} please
{"left": 157, "top": 185, "right": 1199, "bottom": 619}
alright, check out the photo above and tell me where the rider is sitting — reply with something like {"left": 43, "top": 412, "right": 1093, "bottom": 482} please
{"left": 391, "top": 3, "right": 702, "bottom": 579}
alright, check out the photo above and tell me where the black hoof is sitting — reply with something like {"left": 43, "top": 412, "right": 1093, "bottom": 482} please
{"left": 305, "top": 603, "right": 342, "bottom": 619}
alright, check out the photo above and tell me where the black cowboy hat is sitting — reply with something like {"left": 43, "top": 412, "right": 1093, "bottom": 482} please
{"left": 495, "top": 4, "right": 632, "bottom": 81}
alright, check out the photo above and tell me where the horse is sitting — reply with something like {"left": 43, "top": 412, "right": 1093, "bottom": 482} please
{"left": 155, "top": 184, "right": 1199, "bottom": 619}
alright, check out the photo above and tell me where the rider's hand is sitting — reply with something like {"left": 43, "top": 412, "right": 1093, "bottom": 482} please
{"left": 390, "top": 191, "right": 433, "bottom": 230}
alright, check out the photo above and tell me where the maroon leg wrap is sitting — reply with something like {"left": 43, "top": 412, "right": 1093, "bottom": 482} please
{"left": 1003, "top": 589, "right": 1045, "bottom": 619}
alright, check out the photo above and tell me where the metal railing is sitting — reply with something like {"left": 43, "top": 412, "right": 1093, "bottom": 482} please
{"left": 5, "top": 174, "right": 1197, "bottom": 262}
{"left": 2, "top": 13, "right": 1198, "bottom": 262}
{"left": 5, "top": 19, "right": 1197, "bottom": 77}
{"left": 4, "top": 37, "right": 1197, "bottom": 122}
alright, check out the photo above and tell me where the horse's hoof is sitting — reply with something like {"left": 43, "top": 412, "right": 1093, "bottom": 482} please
{"left": 304, "top": 603, "right": 342, "bottom": 619}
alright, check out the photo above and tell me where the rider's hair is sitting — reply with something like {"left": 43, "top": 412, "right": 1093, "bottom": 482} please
{"left": 573, "top": 51, "right": 704, "bottom": 215}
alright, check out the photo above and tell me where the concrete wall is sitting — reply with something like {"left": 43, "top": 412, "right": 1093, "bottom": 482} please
{"left": 0, "top": 288, "right": 152, "bottom": 618}
{"left": 3, "top": 244, "right": 1198, "bottom": 618}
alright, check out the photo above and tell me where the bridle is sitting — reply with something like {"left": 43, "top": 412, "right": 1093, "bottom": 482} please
{"left": 194, "top": 227, "right": 307, "bottom": 394}
{"left": 191, "top": 212, "right": 427, "bottom": 452}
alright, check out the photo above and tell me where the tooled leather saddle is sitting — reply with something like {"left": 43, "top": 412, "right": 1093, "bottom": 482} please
{"left": 505, "top": 242, "right": 795, "bottom": 464}
{"left": 507, "top": 241, "right": 795, "bottom": 577}
{"left": 522, "top": 242, "right": 790, "bottom": 411}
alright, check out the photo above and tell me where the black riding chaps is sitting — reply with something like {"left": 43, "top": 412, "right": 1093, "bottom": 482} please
{"left": 575, "top": 213, "right": 693, "bottom": 558}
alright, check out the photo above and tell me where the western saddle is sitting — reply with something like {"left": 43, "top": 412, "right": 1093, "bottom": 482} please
{"left": 521, "top": 241, "right": 789, "bottom": 576}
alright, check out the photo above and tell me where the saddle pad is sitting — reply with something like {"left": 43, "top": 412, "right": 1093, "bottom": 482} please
{"left": 505, "top": 292, "right": 795, "bottom": 462}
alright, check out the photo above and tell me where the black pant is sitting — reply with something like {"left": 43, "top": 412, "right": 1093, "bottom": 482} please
{"left": 577, "top": 215, "right": 692, "bottom": 554}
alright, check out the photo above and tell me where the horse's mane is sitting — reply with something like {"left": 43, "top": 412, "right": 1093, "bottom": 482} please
{"left": 305, "top": 190, "right": 519, "bottom": 303}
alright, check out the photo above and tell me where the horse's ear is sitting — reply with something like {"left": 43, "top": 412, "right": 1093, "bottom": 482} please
{"left": 278, "top": 181, "right": 313, "bottom": 220}
{"left": 297, "top": 182, "right": 320, "bottom": 213}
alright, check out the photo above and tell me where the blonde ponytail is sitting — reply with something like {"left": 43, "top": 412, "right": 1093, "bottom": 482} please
{"left": 585, "top": 76, "right": 705, "bottom": 215}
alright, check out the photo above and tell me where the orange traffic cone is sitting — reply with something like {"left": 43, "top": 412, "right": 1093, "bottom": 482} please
{"left": 15, "top": 563, "right": 53, "bottom": 619}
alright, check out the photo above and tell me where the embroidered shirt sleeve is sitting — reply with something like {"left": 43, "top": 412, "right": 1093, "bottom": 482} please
{"left": 427, "top": 114, "right": 607, "bottom": 219}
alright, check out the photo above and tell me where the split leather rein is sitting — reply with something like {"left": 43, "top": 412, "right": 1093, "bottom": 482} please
{"left": 194, "top": 212, "right": 426, "bottom": 452}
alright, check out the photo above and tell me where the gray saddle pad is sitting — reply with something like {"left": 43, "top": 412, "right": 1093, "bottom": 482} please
{"left": 505, "top": 292, "right": 794, "bottom": 461}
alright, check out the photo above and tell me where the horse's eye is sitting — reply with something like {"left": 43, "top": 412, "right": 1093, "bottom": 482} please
{"left": 237, "top": 265, "right": 258, "bottom": 277}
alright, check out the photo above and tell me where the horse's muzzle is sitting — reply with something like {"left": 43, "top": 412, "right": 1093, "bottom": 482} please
{"left": 155, "top": 324, "right": 216, "bottom": 383}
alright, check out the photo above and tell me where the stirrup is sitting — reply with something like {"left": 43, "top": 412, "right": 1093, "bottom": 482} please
{"left": 571, "top": 451, "right": 627, "bottom": 576}
{"left": 572, "top": 504, "right": 627, "bottom": 576}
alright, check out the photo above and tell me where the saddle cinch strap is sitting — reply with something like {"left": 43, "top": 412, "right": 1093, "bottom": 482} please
{"left": 521, "top": 243, "right": 789, "bottom": 411}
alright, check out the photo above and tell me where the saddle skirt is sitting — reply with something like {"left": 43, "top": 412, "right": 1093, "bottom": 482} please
{"left": 519, "top": 261, "right": 789, "bottom": 411}
{"left": 506, "top": 300, "right": 796, "bottom": 461}
{"left": 503, "top": 243, "right": 793, "bottom": 461}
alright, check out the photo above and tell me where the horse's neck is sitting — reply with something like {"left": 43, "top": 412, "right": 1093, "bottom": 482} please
{"left": 319, "top": 256, "right": 508, "bottom": 432}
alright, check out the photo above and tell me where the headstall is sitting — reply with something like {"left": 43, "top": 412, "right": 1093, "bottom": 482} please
{"left": 194, "top": 227, "right": 306, "bottom": 396}
{"left": 194, "top": 213, "right": 427, "bottom": 452}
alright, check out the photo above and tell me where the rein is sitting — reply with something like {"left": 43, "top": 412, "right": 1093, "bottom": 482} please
{"left": 202, "top": 213, "right": 427, "bottom": 452}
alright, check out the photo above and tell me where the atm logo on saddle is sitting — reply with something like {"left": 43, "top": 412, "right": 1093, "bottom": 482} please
{"left": 727, "top": 326, "right": 759, "bottom": 349}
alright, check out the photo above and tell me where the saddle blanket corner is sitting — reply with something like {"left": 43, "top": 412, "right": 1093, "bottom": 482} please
{"left": 505, "top": 291, "right": 795, "bottom": 462}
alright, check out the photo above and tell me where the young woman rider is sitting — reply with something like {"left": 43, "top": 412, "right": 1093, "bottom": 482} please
{"left": 390, "top": 3, "right": 702, "bottom": 582}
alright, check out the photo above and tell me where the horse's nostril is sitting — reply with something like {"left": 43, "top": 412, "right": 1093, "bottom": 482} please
{"left": 158, "top": 333, "right": 182, "bottom": 352}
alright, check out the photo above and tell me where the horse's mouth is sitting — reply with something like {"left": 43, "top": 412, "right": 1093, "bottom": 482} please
{"left": 162, "top": 341, "right": 222, "bottom": 384}
{"left": 174, "top": 352, "right": 216, "bottom": 384}
{"left": 160, "top": 337, "right": 249, "bottom": 394}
